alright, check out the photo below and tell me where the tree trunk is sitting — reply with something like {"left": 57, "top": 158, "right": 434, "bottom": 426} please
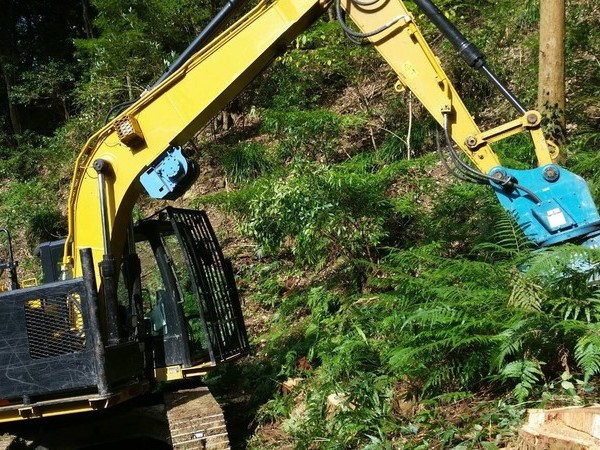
{"left": 538, "top": 0, "right": 565, "bottom": 142}
{"left": 81, "top": 0, "right": 94, "bottom": 39}
{"left": 0, "top": 59, "right": 22, "bottom": 139}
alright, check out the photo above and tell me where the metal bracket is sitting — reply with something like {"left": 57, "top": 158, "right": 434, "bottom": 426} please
{"left": 465, "top": 110, "right": 559, "bottom": 166}
{"left": 139, "top": 147, "right": 198, "bottom": 200}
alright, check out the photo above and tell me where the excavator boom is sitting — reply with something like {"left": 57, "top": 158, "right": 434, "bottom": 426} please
{"left": 63, "top": 0, "right": 331, "bottom": 280}
{"left": 64, "top": 0, "right": 600, "bottom": 287}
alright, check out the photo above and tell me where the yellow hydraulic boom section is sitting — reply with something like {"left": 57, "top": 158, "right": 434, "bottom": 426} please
{"left": 64, "top": 0, "right": 330, "bottom": 279}
{"left": 63, "top": 0, "right": 557, "bottom": 282}
{"left": 339, "top": 0, "right": 498, "bottom": 171}
{"left": 342, "top": 0, "right": 558, "bottom": 166}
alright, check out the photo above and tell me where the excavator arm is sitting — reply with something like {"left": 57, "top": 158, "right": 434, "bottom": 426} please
{"left": 63, "top": 0, "right": 331, "bottom": 281}
{"left": 337, "top": 0, "right": 600, "bottom": 249}
{"left": 64, "top": 0, "right": 600, "bottom": 287}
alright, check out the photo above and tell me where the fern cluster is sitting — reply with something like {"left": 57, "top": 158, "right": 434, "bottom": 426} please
{"left": 238, "top": 208, "right": 600, "bottom": 448}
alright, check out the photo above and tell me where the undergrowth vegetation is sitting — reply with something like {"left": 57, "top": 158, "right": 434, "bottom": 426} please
{"left": 208, "top": 208, "right": 600, "bottom": 448}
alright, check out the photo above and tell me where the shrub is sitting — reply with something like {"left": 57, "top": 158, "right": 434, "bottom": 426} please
{"left": 261, "top": 108, "right": 350, "bottom": 161}
{"left": 238, "top": 161, "right": 397, "bottom": 266}
{"left": 219, "top": 142, "right": 275, "bottom": 183}
{"left": 0, "top": 180, "right": 65, "bottom": 246}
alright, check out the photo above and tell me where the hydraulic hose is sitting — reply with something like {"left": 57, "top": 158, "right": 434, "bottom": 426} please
{"left": 441, "top": 113, "right": 542, "bottom": 205}
{"left": 335, "top": 0, "right": 409, "bottom": 43}
{"left": 412, "top": 0, "right": 527, "bottom": 114}
{"left": 149, "top": 0, "right": 249, "bottom": 90}
{"left": 435, "top": 128, "right": 482, "bottom": 183}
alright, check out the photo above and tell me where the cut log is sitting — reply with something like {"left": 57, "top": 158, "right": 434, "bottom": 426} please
{"left": 519, "top": 406, "right": 600, "bottom": 449}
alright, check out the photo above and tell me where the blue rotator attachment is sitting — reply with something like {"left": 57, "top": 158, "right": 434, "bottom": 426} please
{"left": 140, "top": 146, "right": 199, "bottom": 200}
{"left": 489, "top": 165, "right": 600, "bottom": 248}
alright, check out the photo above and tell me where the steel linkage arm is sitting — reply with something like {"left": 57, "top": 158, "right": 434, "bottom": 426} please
{"left": 339, "top": 0, "right": 600, "bottom": 247}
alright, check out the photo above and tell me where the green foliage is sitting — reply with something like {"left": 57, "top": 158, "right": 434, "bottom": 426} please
{"left": 0, "top": 132, "right": 48, "bottom": 181}
{"left": 74, "top": 0, "right": 216, "bottom": 115}
{"left": 230, "top": 160, "right": 401, "bottom": 266}
{"left": 493, "top": 133, "right": 537, "bottom": 169}
{"left": 375, "top": 115, "right": 435, "bottom": 163}
{"left": 515, "top": 245, "right": 600, "bottom": 322}
{"left": 0, "top": 1, "right": 86, "bottom": 140}
{"left": 0, "top": 179, "right": 65, "bottom": 244}
{"left": 375, "top": 133, "right": 406, "bottom": 163}
{"left": 218, "top": 142, "right": 275, "bottom": 183}
{"left": 245, "top": 245, "right": 522, "bottom": 446}
{"left": 491, "top": 245, "right": 600, "bottom": 398}
{"left": 261, "top": 108, "right": 355, "bottom": 161}
{"left": 474, "top": 208, "right": 532, "bottom": 260}
{"left": 240, "top": 203, "right": 600, "bottom": 447}
{"left": 499, "top": 359, "right": 545, "bottom": 402}
{"left": 11, "top": 61, "right": 75, "bottom": 121}
{"left": 378, "top": 244, "right": 513, "bottom": 396}
{"left": 240, "top": 260, "right": 287, "bottom": 309}
{"left": 253, "top": 19, "right": 373, "bottom": 110}
{"left": 429, "top": 182, "right": 500, "bottom": 252}
{"left": 566, "top": 132, "right": 600, "bottom": 204}
{"left": 573, "top": 323, "right": 600, "bottom": 382}
{"left": 565, "top": 2, "right": 600, "bottom": 132}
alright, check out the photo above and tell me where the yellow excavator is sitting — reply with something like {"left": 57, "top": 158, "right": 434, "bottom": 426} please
{"left": 0, "top": 0, "right": 597, "bottom": 447}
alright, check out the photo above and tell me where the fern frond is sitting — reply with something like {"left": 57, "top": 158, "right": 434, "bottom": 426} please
{"left": 401, "top": 305, "right": 465, "bottom": 330}
{"left": 387, "top": 346, "right": 421, "bottom": 373}
{"left": 509, "top": 271, "right": 544, "bottom": 312}
{"left": 498, "top": 359, "right": 545, "bottom": 402}
{"left": 524, "top": 245, "right": 600, "bottom": 285}
{"left": 575, "top": 323, "right": 600, "bottom": 381}
{"left": 473, "top": 208, "right": 532, "bottom": 258}
{"left": 422, "top": 364, "right": 458, "bottom": 392}
{"left": 493, "top": 322, "right": 527, "bottom": 369}
{"left": 548, "top": 294, "right": 600, "bottom": 322}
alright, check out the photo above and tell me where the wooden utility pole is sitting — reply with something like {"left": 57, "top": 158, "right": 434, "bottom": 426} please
{"left": 538, "top": 0, "right": 566, "bottom": 141}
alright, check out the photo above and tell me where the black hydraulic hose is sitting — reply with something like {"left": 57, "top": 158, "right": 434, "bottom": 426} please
{"left": 412, "top": 0, "right": 527, "bottom": 114}
{"left": 335, "top": 0, "right": 410, "bottom": 44}
{"left": 441, "top": 116, "right": 488, "bottom": 185}
{"left": 435, "top": 128, "right": 483, "bottom": 183}
{"left": 104, "top": 0, "right": 248, "bottom": 124}
{"left": 149, "top": 0, "right": 248, "bottom": 90}
{"left": 441, "top": 113, "right": 542, "bottom": 204}
{"left": 104, "top": 100, "right": 135, "bottom": 124}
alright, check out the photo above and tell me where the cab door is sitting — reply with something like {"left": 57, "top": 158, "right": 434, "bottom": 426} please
{"left": 136, "top": 207, "right": 249, "bottom": 370}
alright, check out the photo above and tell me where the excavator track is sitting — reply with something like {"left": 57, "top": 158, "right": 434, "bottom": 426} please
{"left": 0, "top": 385, "right": 231, "bottom": 449}
{"left": 165, "top": 386, "right": 231, "bottom": 450}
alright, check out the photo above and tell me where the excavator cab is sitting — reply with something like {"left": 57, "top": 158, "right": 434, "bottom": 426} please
{"left": 0, "top": 207, "right": 248, "bottom": 421}
{"left": 132, "top": 207, "right": 249, "bottom": 377}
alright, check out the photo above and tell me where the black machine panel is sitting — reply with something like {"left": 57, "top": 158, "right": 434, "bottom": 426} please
{"left": 136, "top": 207, "right": 249, "bottom": 367}
{"left": 0, "top": 279, "right": 98, "bottom": 400}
